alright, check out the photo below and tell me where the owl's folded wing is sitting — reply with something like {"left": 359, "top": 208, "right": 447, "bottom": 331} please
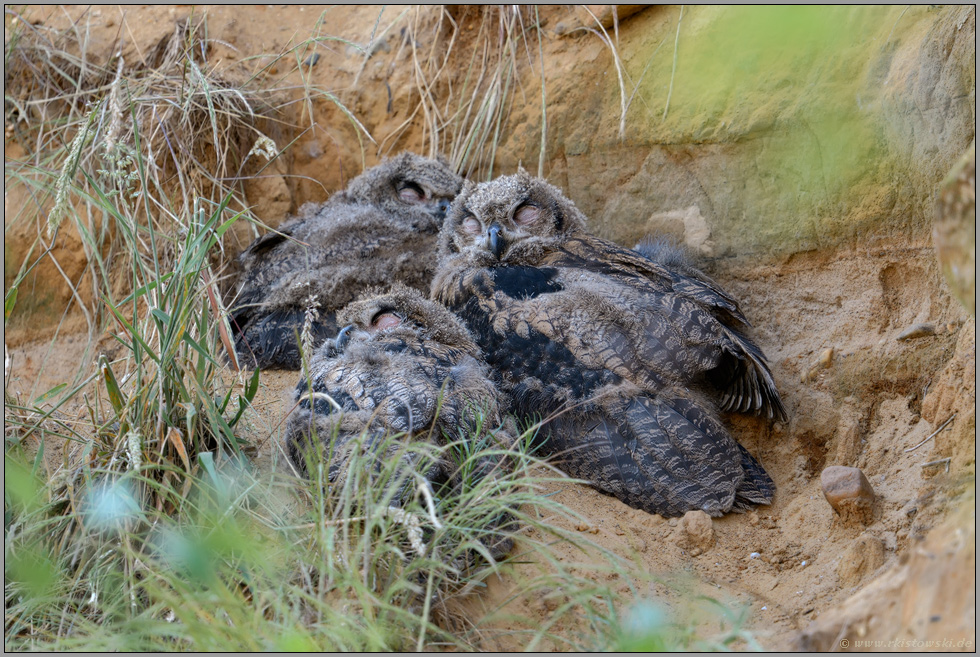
{"left": 543, "top": 237, "right": 787, "bottom": 421}
{"left": 544, "top": 388, "right": 773, "bottom": 517}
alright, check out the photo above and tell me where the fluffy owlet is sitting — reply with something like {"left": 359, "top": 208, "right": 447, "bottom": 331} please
{"left": 231, "top": 152, "right": 463, "bottom": 370}
{"left": 431, "top": 170, "right": 785, "bottom": 517}
{"left": 284, "top": 285, "right": 515, "bottom": 561}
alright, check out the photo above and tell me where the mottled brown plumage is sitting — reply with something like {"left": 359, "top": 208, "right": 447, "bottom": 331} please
{"left": 231, "top": 152, "right": 463, "bottom": 369}
{"left": 284, "top": 285, "right": 515, "bottom": 561}
{"left": 432, "top": 169, "right": 784, "bottom": 517}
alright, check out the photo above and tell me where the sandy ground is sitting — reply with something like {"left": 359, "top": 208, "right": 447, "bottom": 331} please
{"left": 7, "top": 237, "right": 973, "bottom": 650}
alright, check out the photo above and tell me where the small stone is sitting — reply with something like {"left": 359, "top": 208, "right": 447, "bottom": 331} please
{"left": 674, "top": 510, "right": 714, "bottom": 554}
{"left": 821, "top": 466, "right": 876, "bottom": 524}
{"left": 802, "top": 347, "right": 834, "bottom": 381}
{"left": 537, "top": 587, "right": 567, "bottom": 612}
{"left": 896, "top": 323, "right": 937, "bottom": 341}
{"left": 836, "top": 535, "right": 885, "bottom": 587}
{"left": 750, "top": 552, "right": 761, "bottom": 559}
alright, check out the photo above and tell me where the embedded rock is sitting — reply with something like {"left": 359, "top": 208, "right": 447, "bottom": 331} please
{"left": 821, "top": 466, "right": 876, "bottom": 524}
{"left": 674, "top": 510, "right": 714, "bottom": 556}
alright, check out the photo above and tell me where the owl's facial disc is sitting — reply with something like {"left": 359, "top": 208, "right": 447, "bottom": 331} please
{"left": 396, "top": 181, "right": 425, "bottom": 204}
{"left": 332, "top": 309, "right": 402, "bottom": 355}
{"left": 513, "top": 203, "right": 542, "bottom": 226}
{"left": 462, "top": 215, "right": 481, "bottom": 235}
{"left": 371, "top": 312, "right": 403, "bottom": 331}
{"left": 464, "top": 219, "right": 511, "bottom": 263}
{"left": 397, "top": 180, "right": 454, "bottom": 220}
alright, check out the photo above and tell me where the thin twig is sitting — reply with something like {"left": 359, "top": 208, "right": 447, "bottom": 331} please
{"left": 904, "top": 413, "right": 956, "bottom": 452}
{"left": 581, "top": 6, "right": 629, "bottom": 139}
{"left": 883, "top": 5, "right": 911, "bottom": 49}
{"left": 202, "top": 268, "right": 239, "bottom": 372}
{"left": 625, "top": 33, "right": 669, "bottom": 119}
{"left": 663, "top": 4, "right": 684, "bottom": 122}
{"left": 534, "top": 5, "right": 547, "bottom": 178}
{"left": 920, "top": 457, "right": 951, "bottom": 473}
{"left": 350, "top": 6, "right": 386, "bottom": 88}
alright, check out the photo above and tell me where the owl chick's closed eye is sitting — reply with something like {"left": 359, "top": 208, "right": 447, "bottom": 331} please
{"left": 284, "top": 284, "right": 516, "bottom": 562}
{"left": 432, "top": 169, "right": 785, "bottom": 518}
{"left": 230, "top": 152, "right": 463, "bottom": 371}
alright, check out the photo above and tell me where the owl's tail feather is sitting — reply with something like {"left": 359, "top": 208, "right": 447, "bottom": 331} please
{"left": 230, "top": 308, "right": 338, "bottom": 370}
{"left": 716, "top": 325, "right": 788, "bottom": 422}
{"left": 549, "top": 390, "right": 772, "bottom": 517}
{"left": 731, "top": 441, "right": 776, "bottom": 510}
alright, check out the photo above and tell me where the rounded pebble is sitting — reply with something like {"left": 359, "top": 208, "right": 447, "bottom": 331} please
{"left": 896, "top": 323, "right": 937, "bottom": 341}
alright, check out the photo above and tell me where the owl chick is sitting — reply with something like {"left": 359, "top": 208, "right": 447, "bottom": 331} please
{"left": 432, "top": 170, "right": 785, "bottom": 517}
{"left": 284, "top": 285, "right": 515, "bottom": 561}
{"left": 231, "top": 152, "right": 463, "bottom": 370}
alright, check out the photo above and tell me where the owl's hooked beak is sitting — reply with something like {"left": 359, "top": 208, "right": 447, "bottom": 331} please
{"left": 432, "top": 198, "right": 452, "bottom": 220}
{"left": 334, "top": 325, "right": 354, "bottom": 353}
{"left": 487, "top": 223, "right": 506, "bottom": 260}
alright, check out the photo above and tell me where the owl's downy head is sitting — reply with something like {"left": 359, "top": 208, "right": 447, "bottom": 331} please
{"left": 339, "top": 152, "right": 463, "bottom": 222}
{"left": 327, "top": 284, "right": 479, "bottom": 357}
{"left": 439, "top": 168, "right": 589, "bottom": 266}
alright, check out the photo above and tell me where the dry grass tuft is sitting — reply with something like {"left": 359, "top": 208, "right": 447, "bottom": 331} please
{"left": 371, "top": 6, "right": 545, "bottom": 181}
{"left": 5, "top": 11, "right": 283, "bottom": 331}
